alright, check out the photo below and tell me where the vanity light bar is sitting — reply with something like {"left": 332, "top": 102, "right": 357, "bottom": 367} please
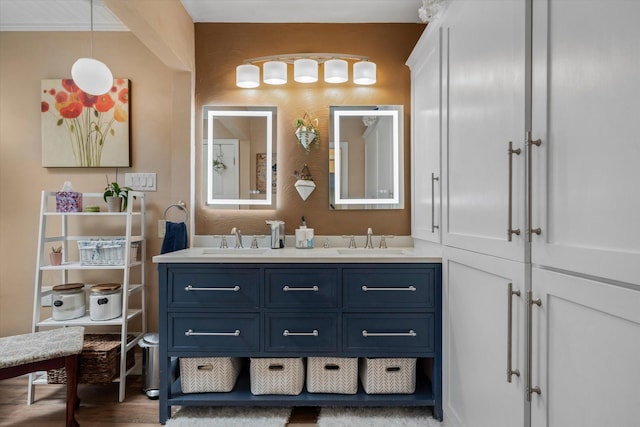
{"left": 236, "top": 53, "right": 376, "bottom": 88}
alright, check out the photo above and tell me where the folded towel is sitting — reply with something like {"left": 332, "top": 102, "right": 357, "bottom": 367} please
{"left": 161, "top": 221, "right": 188, "bottom": 254}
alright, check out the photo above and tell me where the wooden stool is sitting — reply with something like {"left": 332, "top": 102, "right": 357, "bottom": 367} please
{"left": 0, "top": 327, "right": 85, "bottom": 427}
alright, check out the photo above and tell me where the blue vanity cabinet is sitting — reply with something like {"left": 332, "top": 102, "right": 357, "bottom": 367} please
{"left": 157, "top": 262, "right": 442, "bottom": 424}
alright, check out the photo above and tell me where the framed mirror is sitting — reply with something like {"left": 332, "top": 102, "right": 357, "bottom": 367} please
{"left": 329, "top": 105, "right": 404, "bottom": 210}
{"left": 203, "top": 106, "right": 276, "bottom": 207}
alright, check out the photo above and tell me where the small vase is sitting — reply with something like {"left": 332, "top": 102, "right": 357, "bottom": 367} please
{"left": 106, "top": 196, "right": 122, "bottom": 212}
{"left": 49, "top": 252, "right": 62, "bottom": 266}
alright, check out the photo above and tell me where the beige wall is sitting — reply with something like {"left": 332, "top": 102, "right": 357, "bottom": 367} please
{"left": 0, "top": 22, "right": 425, "bottom": 337}
{"left": 0, "top": 31, "right": 191, "bottom": 336}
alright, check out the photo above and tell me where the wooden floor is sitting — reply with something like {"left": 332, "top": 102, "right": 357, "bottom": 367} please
{"left": 0, "top": 376, "right": 319, "bottom": 426}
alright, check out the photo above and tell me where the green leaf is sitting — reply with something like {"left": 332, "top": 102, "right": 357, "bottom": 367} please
{"left": 57, "top": 118, "right": 63, "bottom": 126}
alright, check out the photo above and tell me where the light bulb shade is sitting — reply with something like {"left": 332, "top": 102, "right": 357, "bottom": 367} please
{"left": 71, "top": 58, "right": 113, "bottom": 95}
{"left": 236, "top": 64, "right": 260, "bottom": 88}
{"left": 263, "top": 61, "right": 287, "bottom": 85}
{"left": 353, "top": 61, "right": 377, "bottom": 85}
{"left": 324, "top": 59, "right": 348, "bottom": 83}
{"left": 294, "top": 58, "right": 318, "bottom": 83}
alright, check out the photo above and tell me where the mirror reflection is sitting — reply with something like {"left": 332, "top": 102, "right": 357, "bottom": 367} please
{"left": 203, "top": 106, "right": 276, "bottom": 207}
{"left": 329, "top": 105, "right": 404, "bottom": 210}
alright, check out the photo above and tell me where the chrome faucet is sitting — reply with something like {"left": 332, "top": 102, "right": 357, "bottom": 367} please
{"left": 364, "top": 227, "right": 374, "bottom": 249}
{"left": 231, "top": 227, "right": 243, "bottom": 248}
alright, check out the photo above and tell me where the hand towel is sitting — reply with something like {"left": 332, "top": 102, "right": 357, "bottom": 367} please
{"left": 161, "top": 221, "right": 188, "bottom": 254}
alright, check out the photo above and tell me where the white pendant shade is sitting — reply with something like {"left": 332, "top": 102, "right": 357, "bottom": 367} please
{"left": 294, "top": 58, "right": 318, "bottom": 83}
{"left": 353, "top": 61, "right": 377, "bottom": 85}
{"left": 236, "top": 64, "right": 260, "bottom": 88}
{"left": 294, "top": 179, "right": 316, "bottom": 201}
{"left": 324, "top": 59, "right": 348, "bottom": 83}
{"left": 71, "top": 58, "right": 113, "bottom": 95}
{"left": 263, "top": 61, "right": 287, "bottom": 85}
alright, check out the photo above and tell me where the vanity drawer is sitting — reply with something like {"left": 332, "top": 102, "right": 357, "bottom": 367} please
{"left": 169, "top": 313, "right": 260, "bottom": 352}
{"left": 168, "top": 267, "right": 260, "bottom": 308}
{"left": 265, "top": 313, "right": 338, "bottom": 352}
{"left": 343, "top": 267, "right": 435, "bottom": 308}
{"left": 265, "top": 268, "right": 338, "bottom": 308}
{"left": 343, "top": 313, "right": 434, "bottom": 353}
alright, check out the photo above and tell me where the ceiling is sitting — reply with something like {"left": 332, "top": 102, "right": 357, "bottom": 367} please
{"left": 0, "top": 0, "right": 425, "bottom": 31}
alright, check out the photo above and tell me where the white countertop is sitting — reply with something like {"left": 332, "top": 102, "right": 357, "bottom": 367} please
{"left": 152, "top": 246, "right": 442, "bottom": 264}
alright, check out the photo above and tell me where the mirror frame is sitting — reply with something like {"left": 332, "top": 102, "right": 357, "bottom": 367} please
{"left": 330, "top": 106, "right": 403, "bottom": 209}
{"left": 204, "top": 107, "right": 275, "bottom": 206}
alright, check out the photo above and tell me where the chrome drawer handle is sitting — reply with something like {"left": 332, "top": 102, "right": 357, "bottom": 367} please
{"left": 362, "top": 330, "right": 416, "bottom": 337}
{"left": 283, "top": 329, "right": 319, "bottom": 337}
{"left": 185, "top": 329, "right": 240, "bottom": 337}
{"left": 282, "top": 285, "right": 319, "bottom": 292}
{"left": 361, "top": 285, "right": 416, "bottom": 292}
{"left": 184, "top": 285, "right": 240, "bottom": 292}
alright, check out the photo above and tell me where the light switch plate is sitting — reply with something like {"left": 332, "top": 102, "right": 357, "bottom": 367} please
{"left": 125, "top": 173, "right": 157, "bottom": 191}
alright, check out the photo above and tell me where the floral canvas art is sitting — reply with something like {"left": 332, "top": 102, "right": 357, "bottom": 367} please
{"left": 41, "top": 79, "right": 131, "bottom": 167}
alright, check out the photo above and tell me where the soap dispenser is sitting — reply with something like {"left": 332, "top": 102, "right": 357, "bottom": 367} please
{"left": 266, "top": 220, "right": 285, "bottom": 249}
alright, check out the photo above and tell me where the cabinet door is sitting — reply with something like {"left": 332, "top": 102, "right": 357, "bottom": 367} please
{"left": 443, "top": 0, "right": 527, "bottom": 262}
{"left": 443, "top": 247, "right": 526, "bottom": 427}
{"left": 530, "top": 268, "right": 640, "bottom": 427}
{"left": 410, "top": 26, "right": 442, "bottom": 243}
{"left": 530, "top": 0, "right": 640, "bottom": 285}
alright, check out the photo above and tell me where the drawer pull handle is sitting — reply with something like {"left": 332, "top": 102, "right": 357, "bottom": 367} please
{"left": 184, "top": 285, "right": 240, "bottom": 292}
{"left": 282, "top": 285, "right": 319, "bottom": 292}
{"left": 283, "top": 329, "right": 319, "bottom": 337}
{"left": 361, "top": 286, "right": 416, "bottom": 292}
{"left": 362, "top": 330, "right": 416, "bottom": 337}
{"left": 185, "top": 329, "right": 241, "bottom": 337}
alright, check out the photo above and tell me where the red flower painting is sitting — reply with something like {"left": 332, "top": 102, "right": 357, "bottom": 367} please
{"left": 41, "top": 78, "right": 130, "bottom": 167}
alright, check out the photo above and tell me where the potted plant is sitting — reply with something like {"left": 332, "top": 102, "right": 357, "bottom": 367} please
{"left": 50, "top": 246, "right": 62, "bottom": 266}
{"left": 294, "top": 113, "right": 320, "bottom": 153}
{"left": 103, "top": 177, "right": 134, "bottom": 212}
{"left": 293, "top": 164, "right": 316, "bottom": 200}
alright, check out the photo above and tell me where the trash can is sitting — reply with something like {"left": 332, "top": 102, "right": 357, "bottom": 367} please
{"left": 138, "top": 333, "right": 160, "bottom": 399}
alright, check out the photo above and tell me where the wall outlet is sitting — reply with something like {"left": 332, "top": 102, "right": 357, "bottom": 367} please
{"left": 158, "top": 220, "right": 166, "bottom": 238}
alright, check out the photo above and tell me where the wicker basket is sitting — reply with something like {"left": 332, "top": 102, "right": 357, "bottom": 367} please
{"left": 180, "top": 357, "right": 243, "bottom": 393}
{"left": 306, "top": 357, "right": 358, "bottom": 394}
{"left": 359, "top": 357, "right": 416, "bottom": 394}
{"left": 77, "top": 239, "right": 139, "bottom": 266}
{"left": 250, "top": 357, "right": 305, "bottom": 395}
{"left": 47, "top": 334, "right": 135, "bottom": 384}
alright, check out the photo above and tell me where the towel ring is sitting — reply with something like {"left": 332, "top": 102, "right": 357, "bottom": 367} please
{"left": 163, "top": 201, "right": 189, "bottom": 222}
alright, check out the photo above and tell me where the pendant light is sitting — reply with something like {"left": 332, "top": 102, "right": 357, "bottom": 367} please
{"left": 353, "top": 61, "right": 377, "bottom": 85}
{"left": 294, "top": 58, "right": 318, "bottom": 83}
{"left": 236, "top": 64, "right": 260, "bottom": 88}
{"left": 324, "top": 59, "right": 348, "bottom": 83}
{"left": 71, "top": 0, "right": 113, "bottom": 96}
{"left": 263, "top": 61, "right": 287, "bottom": 85}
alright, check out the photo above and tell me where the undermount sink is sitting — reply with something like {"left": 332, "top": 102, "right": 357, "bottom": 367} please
{"left": 336, "top": 249, "right": 406, "bottom": 255}
{"left": 201, "top": 248, "right": 269, "bottom": 255}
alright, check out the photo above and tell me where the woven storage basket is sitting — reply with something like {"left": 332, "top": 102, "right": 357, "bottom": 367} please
{"left": 250, "top": 357, "right": 305, "bottom": 395}
{"left": 306, "top": 357, "right": 358, "bottom": 394}
{"left": 47, "top": 334, "right": 135, "bottom": 384}
{"left": 77, "top": 239, "right": 139, "bottom": 266}
{"left": 180, "top": 357, "right": 243, "bottom": 393}
{"left": 359, "top": 357, "right": 417, "bottom": 394}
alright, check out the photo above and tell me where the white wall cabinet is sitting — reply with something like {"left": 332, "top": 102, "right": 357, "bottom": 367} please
{"left": 407, "top": 25, "right": 443, "bottom": 244}
{"left": 443, "top": 247, "right": 526, "bottom": 427}
{"left": 530, "top": 0, "right": 640, "bottom": 286}
{"left": 530, "top": 268, "right": 640, "bottom": 427}
{"left": 410, "top": 1, "right": 640, "bottom": 426}
{"left": 29, "top": 191, "right": 146, "bottom": 403}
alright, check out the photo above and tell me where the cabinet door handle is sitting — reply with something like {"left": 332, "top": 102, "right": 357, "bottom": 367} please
{"left": 282, "top": 285, "right": 319, "bottom": 292}
{"left": 527, "top": 131, "right": 543, "bottom": 240}
{"left": 527, "top": 291, "right": 542, "bottom": 401}
{"left": 283, "top": 329, "right": 318, "bottom": 337}
{"left": 431, "top": 172, "right": 440, "bottom": 232}
{"left": 506, "top": 282, "right": 521, "bottom": 383}
{"left": 185, "top": 329, "right": 240, "bottom": 337}
{"left": 361, "top": 285, "right": 416, "bottom": 292}
{"left": 507, "top": 141, "right": 522, "bottom": 241}
{"left": 184, "top": 285, "right": 240, "bottom": 292}
{"left": 362, "top": 330, "right": 417, "bottom": 337}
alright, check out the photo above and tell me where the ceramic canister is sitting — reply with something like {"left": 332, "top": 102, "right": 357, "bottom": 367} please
{"left": 89, "top": 283, "right": 122, "bottom": 321}
{"left": 52, "top": 283, "right": 86, "bottom": 320}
